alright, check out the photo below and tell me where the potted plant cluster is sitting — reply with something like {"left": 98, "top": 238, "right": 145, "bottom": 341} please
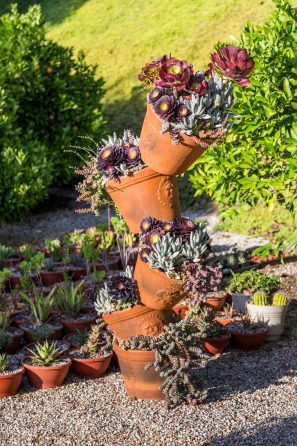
{"left": 138, "top": 46, "right": 254, "bottom": 175}
{"left": 198, "top": 307, "right": 231, "bottom": 356}
{"left": 227, "top": 314, "right": 268, "bottom": 351}
{"left": 246, "top": 291, "right": 288, "bottom": 340}
{"left": 75, "top": 130, "right": 181, "bottom": 233}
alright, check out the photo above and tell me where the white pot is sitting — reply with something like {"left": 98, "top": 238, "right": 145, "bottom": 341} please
{"left": 246, "top": 302, "right": 288, "bottom": 341}
{"left": 231, "top": 293, "right": 251, "bottom": 313}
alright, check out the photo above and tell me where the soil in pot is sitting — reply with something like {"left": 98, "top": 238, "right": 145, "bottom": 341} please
{"left": 134, "top": 258, "right": 186, "bottom": 310}
{"left": 23, "top": 358, "right": 71, "bottom": 389}
{"left": 113, "top": 341, "right": 164, "bottom": 400}
{"left": 62, "top": 331, "right": 89, "bottom": 349}
{"left": 105, "top": 166, "right": 181, "bottom": 234}
{"left": 139, "top": 103, "right": 206, "bottom": 176}
{"left": 103, "top": 304, "right": 173, "bottom": 340}
{"left": 203, "top": 333, "right": 230, "bottom": 355}
{"left": 0, "top": 366, "right": 25, "bottom": 398}
{"left": 20, "top": 322, "right": 63, "bottom": 343}
{"left": 69, "top": 351, "right": 113, "bottom": 378}
{"left": 60, "top": 312, "right": 97, "bottom": 334}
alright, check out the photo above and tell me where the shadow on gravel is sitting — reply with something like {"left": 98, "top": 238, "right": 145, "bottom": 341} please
{"left": 202, "top": 415, "right": 297, "bottom": 446}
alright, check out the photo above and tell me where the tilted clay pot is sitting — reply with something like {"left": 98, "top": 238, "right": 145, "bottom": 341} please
{"left": 203, "top": 333, "right": 230, "bottom": 356}
{"left": 113, "top": 341, "right": 164, "bottom": 400}
{"left": 139, "top": 104, "right": 206, "bottom": 176}
{"left": 206, "top": 291, "right": 227, "bottom": 311}
{"left": 105, "top": 167, "right": 181, "bottom": 234}
{"left": 229, "top": 329, "right": 267, "bottom": 351}
{"left": 103, "top": 304, "right": 173, "bottom": 340}
{"left": 23, "top": 358, "right": 71, "bottom": 389}
{"left": 0, "top": 367, "right": 24, "bottom": 398}
{"left": 134, "top": 258, "right": 186, "bottom": 310}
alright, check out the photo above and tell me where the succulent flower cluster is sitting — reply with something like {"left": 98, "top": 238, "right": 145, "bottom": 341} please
{"left": 95, "top": 266, "right": 139, "bottom": 313}
{"left": 139, "top": 46, "right": 254, "bottom": 144}
{"left": 118, "top": 318, "right": 206, "bottom": 409}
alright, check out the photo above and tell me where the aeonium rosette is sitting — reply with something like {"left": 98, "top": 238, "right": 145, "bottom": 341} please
{"left": 138, "top": 216, "right": 223, "bottom": 304}
{"left": 138, "top": 45, "right": 254, "bottom": 145}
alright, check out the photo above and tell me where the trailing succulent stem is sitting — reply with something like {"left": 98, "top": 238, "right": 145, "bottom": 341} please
{"left": 119, "top": 318, "right": 206, "bottom": 409}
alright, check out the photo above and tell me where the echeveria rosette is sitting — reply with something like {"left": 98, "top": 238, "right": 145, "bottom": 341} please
{"left": 175, "top": 104, "right": 191, "bottom": 122}
{"left": 148, "top": 87, "right": 164, "bottom": 104}
{"left": 97, "top": 145, "right": 125, "bottom": 181}
{"left": 187, "top": 73, "right": 208, "bottom": 95}
{"left": 125, "top": 145, "right": 141, "bottom": 165}
{"left": 105, "top": 273, "right": 137, "bottom": 304}
{"left": 173, "top": 217, "right": 197, "bottom": 240}
{"left": 155, "top": 57, "right": 194, "bottom": 91}
{"left": 153, "top": 95, "right": 178, "bottom": 121}
{"left": 210, "top": 45, "right": 254, "bottom": 87}
{"left": 140, "top": 217, "right": 162, "bottom": 234}
{"left": 144, "top": 228, "right": 165, "bottom": 247}
{"left": 138, "top": 56, "right": 166, "bottom": 85}
{"left": 139, "top": 247, "right": 151, "bottom": 263}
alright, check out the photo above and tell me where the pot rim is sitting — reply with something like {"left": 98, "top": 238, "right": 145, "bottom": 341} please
{"left": 69, "top": 352, "right": 113, "bottom": 362}
{"left": 23, "top": 357, "right": 71, "bottom": 370}
{"left": 0, "top": 366, "right": 25, "bottom": 380}
{"left": 204, "top": 333, "right": 231, "bottom": 341}
{"left": 105, "top": 166, "right": 165, "bottom": 192}
{"left": 228, "top": 329, "right": 268, "bottom": 337}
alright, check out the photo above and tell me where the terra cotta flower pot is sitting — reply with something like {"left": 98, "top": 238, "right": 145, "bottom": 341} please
{"left": 113, "top": 341, "right": 164, "bottom": 400}
{"left": 203, "top": 333, "right": 230, "bottom": 355}
{"left": 0, "top": 367, "right": 25, "bottom": 398}
{"left": 70, "top": 352, "right": 113, "bottom": 378}
{"left": 105, "top": 166, "right": 181, "bottom": 234}
{"left": 134, "top": 258, "right": 186, "bottom": 310}
{"left": 23, "top": 358, "right": 71, "bottom": 389}
{"left": 139, "top": 104, "right": 206, "bottom": 176}
{"left": 103, "top": 304, "right": 172, "bottom": 340}
{"left": 229, "top": 329, "right": 267, "bottom": 351}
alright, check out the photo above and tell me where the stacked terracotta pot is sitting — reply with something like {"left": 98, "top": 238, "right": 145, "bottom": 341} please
{"left": 103, "top": 104, "right": 206, "bottom": 400}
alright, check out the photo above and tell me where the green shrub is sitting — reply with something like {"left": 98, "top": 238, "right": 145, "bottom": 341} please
{"left": 0, "top": 140, "right": 53, "bottom": 221}
{"left": 0, "top": 4, "right": 106, "bottom": 220}
{"left": 189, "top": 0, "right": 297, "bottom": 217}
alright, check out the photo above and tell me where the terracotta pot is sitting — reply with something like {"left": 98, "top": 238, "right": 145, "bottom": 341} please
{"left": 203, "top": 333, "right": 230, "bottom": 355}
{"left": 172, "top": 304, "right": 189, "bottom": 318}
{"left": 105, "top": 167, "right": 181, "bottom": 234}
{"left": 9, "top": 273, "right": 39, "bottom": 289}
{"left": 3, "top": 256, "right": 24, "bottom": 267}
{"left": 229, "top": 329, "right": 267, "bottom": 351}
{"left": 113, "top": 341, "right": 164, "bottom": 400}
{"left": 213, "top": 314, "right": 234, "bottom": 327}
{"left": 62, "top": 334, "right": 82, "bottom": 350}
{"left": 139, "top": 104, "right": 206, "bottom": 176}
{"left": 70, "top": 352, "right": 112, "bottom": 378}
{"left": 23, "top": 340, "right": 70, "bottom": 357}
{"left": 20, "top": 323, "right": 63, "bottom": 343}
{"left": 40, "top": 270, "right": 64, "bottom": 286}
{"left": 23, "top": 358, "right": 71, "bottom": 389}
{"left": 103, "top": 304, "right": 172, "bottom": 340}
{"left": 134, "top": 258, "right": 186, "bottom": 310}
{"left": 0, "top": 367, "right": 24, "bottom": 397}
{"left": 66, "top": 267, "right": 87, "bottom": 281}
{"left": 60, "top": 314, "right": 97, "bottom": 334}
{"left": 5, "top": 328, "right": 24, "bottom": 354}
{"left": 206, "top": 291, "right": 227, "bottom": 311}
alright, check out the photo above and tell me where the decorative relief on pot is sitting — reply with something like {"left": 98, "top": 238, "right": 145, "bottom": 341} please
{"left": 155, "top": 285, "right": 184, "bottom": 305}
{"left": 157, "top": 177, "right": 175, "bottom": 209}
{"left": 141, "top": 128, "right": 156, "bottom": 151}
{"left": 138, "top": 314, "right": 164, "bottom": 337}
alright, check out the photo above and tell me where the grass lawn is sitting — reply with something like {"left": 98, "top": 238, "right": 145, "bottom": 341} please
{"left": 1, "top": 0, "right": 277, "bottom": 134}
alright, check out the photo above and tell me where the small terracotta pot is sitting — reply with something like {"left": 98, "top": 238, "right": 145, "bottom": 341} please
{"left": 3, "top": 256, "right": 24, "bottom": 268}
{"left": 213, "top": 314, "right": 234, "bottom": 327}
{"left": 172, "top": 305, "right": 189, "bottom": 319}
{"left": 134, "top": 258, "right": 186, "bottom": 310}
{"left": 9, "top": 274, "right": 39, "bottom": 289}
{"left": 66, "top": 267, "right": 87, "bottom": 281}
{"left": 139, "top": 104, "right": 206, "bottom": 176}
{"left": 229, "top": 329, "right": 267, "bottom": 351}
{"left": 62, "top": 334, "right": 81, "bottom": 350}
{"left": 70, "top": 352, "right": 113, "bottom": 378}
{"left": 20, "top": 323, "right": 63, "bottom": 343}
{"left": 60, "top": 314, "right": 97, "bottom": 334}
{"left": 105, "top": 167, "right": 181, "bottom": 234}
{"left": 203, "top": 333, "right": 230, "bottom": 355}
{"left": 40, "top": 270, "right": 64, "bottom": 286}
{"left": 23, "top": 358, "right": 71, "bottom": 389}
{"left": 0, "top": 367, "right": 25, "bottom": 398}
{"left": 5, "top": 329, "right": 24, "bottom": 354}
{"left": 206, "top": 292, "right": 227, "bottom": 311}
{"left": 113, "top": 341, "right": 164, "bottom": 400}
{"left": 103, "top": 304, "right": 172, "bottom": 340}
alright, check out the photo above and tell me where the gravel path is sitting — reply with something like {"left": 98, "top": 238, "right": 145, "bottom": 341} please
{"left": 0, "top": 335, "right": 296, "bottom": 446}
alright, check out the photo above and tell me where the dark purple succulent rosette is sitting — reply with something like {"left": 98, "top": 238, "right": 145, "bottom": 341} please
{"left": 153, "top": 94, "right": 178, "bottom": 121}
{"left": 148, "top": 87, "right": 164, "bottom": 104}
{"left": 155, "top": 57, "right": 194, "bottom": 91}
{"left": 173, "top": 217, "right": 197, "bottom": 240}
{"left": 105, "top": 273, "right": 137, "bottom": 303}
{"left": 187, "top": 73, "right": 208, "bottom": 95}
{"left": 210, "top": 45, "right": 254, "bottom": 87}
{"left": 175, "top": 104, "right": 191, "bottom": 122}
{"left": 139, "top": 217, "right": 163, "bottom": 234}
{"left": 125, "top": 145, "right": 141, "bottom": 165}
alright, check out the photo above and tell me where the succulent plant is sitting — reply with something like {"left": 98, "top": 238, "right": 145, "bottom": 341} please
{"left": 148, "top": 87, "right": 164, "bottom": 103}
{"left": 95, "top": 268, "right": 138, "bottom": 313}
{"left": 80, "top": 320, "right": 113, "bottom": 358}
{"left": 20, "top": 285, "right": 56, "bottom": 325}
{"left": 153, "top": 95, "right": 178, "bottom": 121}
{"left": 119, "top": 318, "right": 206, "bottom": 409}
{"left": 173, "top": 217, "right": 196, "bottom": 240}
{"left": 0, "top": 311, "right": 11, "bottom": 331}
{"left": 252, "top": 291, "right": 269, "bottom": 306}
{"left": 140, "top": 217, "right": 162, "bottom": 233}
{"left": 181, "top": 226, "right": 210, "bottom": 262}
{"left": 210, "top": 44, "right": 254, "bottom": 87}
{"left": 28, "top": 340, "right": 64, "bottom": 366}
{"left": 146, "top": 232, "right": 184, "bottom": 276}
{"left": 272, "top": 292, "right": 287, "bottom": 306}
{"left": 0, "top": 245, "right": 16, "bottom": 260}
{"left": 183, "top": 260, "right": 223, "bottom": 304}
{"left": 144, "top": 228, "right": 165, "bottom": 247}
{"left": 0, "top": 330, "right": 10, "bottom": 353}
{"left": 138, "top": 57, "right": 163, "bottom": 84}
{"left": 0, "top": 353, "right": 7, "bottom": 374}
{"left": 187, "top": 72, "right": 208, "bottom": 95}
{"left": 56, "top": 281, "right": 85, "bottom": 317}
{"left": 155, "top": 57, "right": 193, "bottom": 91}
